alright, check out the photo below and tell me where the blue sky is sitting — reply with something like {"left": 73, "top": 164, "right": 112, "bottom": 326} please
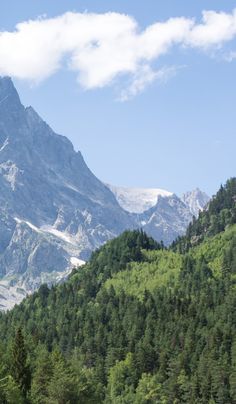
{"left": 0, "top": 1, "right": 235, "bottom": 196}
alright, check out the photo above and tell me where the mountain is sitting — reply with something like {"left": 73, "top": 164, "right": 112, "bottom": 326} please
{"left": 138, "top": 193, "right": 194, "bottom": 245}
{"left": 0, "top": 77, "right": 134, "bottom": 309}
{"left": 106, "top": 184, "right": 173, "bottom": 213}
{"left": 0, "top": 77, "right": 210, "bottom": 310}
{"left": 108, "top": 185, "right": 209, "bottom": 245}
{"left": 0, "top": 180, "right": 234, "bottom": 403}
{"left": 182, "top": 188, "right": 210, "bottom": 217}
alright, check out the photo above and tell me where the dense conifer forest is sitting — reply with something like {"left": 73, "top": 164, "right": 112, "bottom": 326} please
{"left": 0, "top": 179, "right": 235, "bottom": 403}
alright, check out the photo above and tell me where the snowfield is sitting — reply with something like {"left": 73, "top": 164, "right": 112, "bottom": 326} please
{"left": 107, "top": 184, "right": 173, "bottom": 213}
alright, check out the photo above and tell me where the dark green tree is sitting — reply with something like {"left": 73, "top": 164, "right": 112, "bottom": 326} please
{"left": 11, "top": 328, "right": 31, "bottom": 399}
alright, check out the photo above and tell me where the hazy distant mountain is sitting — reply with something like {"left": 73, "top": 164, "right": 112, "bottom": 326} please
{"left": 108, "top": 185, "right": 202, "bottom": 245}
{"left": 0, "top": 77, "right": 210, "bottom": 310}
{"left": 138, "top": 194, "right": 194, "bottom": 245}
{"left": 182, "top": 188, "right": 210, "bottom": 217}
{"left": 107, "top": 185, "right": 173, "bottom": 213}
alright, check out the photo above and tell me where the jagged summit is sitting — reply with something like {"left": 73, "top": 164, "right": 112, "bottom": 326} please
{"left": 182, "top": 188, "right": 210, "bottom": 217}
{"left": 0, "top": 77, "right": 28, "bottom": 144}
{"left": 0, "top": 76, "right": 16, "bottom": 96}
{"left": 0, "top": 76, "right": 22, "bottom": 111}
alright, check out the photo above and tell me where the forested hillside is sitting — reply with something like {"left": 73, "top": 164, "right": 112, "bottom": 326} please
{"left": 172, "top": 177, "right": 236, "bottom": 252}
{"left": 0, "top": 180, "right": 235, "bottom": 403}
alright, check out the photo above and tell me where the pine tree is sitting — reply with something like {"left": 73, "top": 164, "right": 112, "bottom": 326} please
{"left": 47, "top": 350, "right": 77, "bottom": 403}
{"left": 30, "top": 346, "right": 53, "bottom": 404}
{"left": 4, "top": 375, "right": 24, "bottom": 404}
{"left": 11, "top": 328, "right": 31, "bottom": 398}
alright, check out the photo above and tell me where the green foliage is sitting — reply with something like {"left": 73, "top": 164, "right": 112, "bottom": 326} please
{"left": 135, "top": 373, "right": 164, "bottom": 403}
{"left": 105, "top": 250, "right": 182, "bottom": 300}
{"left": 30, "top": 345, "right": 53, "bottom": 404}
{"left": 82, "top": 229, "right": 161, "bottom": 295}
{"left": 11, "top": 328, "right": 31, "bottom": 398}
{"left": 46, "top": 351, "right": 78, "bottom": 404}
{"left": 1, "top": 376, "right": 24, "bottom": 404}
{"left": 0, "top": 194, "right": 235, "bottom": 404}
{"left": 172, "top": 178, "right": 236, "bottom": 252}
{"left": 106, "top": 353, "right": 136, "bottom": 403}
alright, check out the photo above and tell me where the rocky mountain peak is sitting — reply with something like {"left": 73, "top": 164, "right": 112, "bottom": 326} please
{"left": 0, "top": 76, "right": 22, "bottom": 111}
{"left": 0, "top": 76, "right": 17, "bottom": 96}
{"left": 182, "top": 188, "right": 210, "bottom": 217}
{"left": 0, "top": 77, "right": 27, "bottom": 141}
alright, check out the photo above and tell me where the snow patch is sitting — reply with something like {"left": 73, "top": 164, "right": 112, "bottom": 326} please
{"left": 70, "top": 257, "right": 85, "bottom": 267}
{"left": 15, "top": 217, "right": 42, "bottom": 233}
{"left": 0, "top": 137, "right": 9, "bottom": 152}
{"left": 107, "top": 184, "right": 173, "bottom": 213}
{"left": 40, "top": 225, "right": 77, "bottom": 245}
{"left": 0, "top": 161, "right": 22, "bottom": 190}
{"left": 14, "top": 218, "right": 80, "bottom": 246}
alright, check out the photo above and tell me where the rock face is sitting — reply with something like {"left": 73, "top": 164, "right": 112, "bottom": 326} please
{"left": 108, "top": 186, "right": 209, "bottom": 245}
{"left": 0, "top": 77, "right": 134, "bottom": 309}
{"left": 139, "top": 194, "right": 193, "bottom": 245}
{"left": 182, "top": 188, "right": 210, "bottom": 217}
{"left": 0, "top": 77, "right": 210, "bottom": 310}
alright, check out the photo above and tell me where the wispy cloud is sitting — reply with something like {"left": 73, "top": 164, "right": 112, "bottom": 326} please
{"left": 119, "top": 65, "right": 180, "bottom": 101}
{"left": 225, "top": 50, "right": 236, "bottom": 61}
{"left": 0, "top": 9, "right": 235, "bottom": 99}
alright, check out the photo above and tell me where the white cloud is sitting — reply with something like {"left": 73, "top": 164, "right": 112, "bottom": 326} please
{"left": 186, "top": 9, "right": 236, "bottom": 49}
{"left": 0, "top": 9, "right": 235, "bottom": 98}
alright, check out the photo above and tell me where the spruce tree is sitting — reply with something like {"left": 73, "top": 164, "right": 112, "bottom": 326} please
{"left": 12, "top": 328, "right": 31, "bottom": 398}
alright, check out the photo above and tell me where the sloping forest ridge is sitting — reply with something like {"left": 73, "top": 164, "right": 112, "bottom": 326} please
{"left": 0, "top": 178, "right": 235, "bottom": 403}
